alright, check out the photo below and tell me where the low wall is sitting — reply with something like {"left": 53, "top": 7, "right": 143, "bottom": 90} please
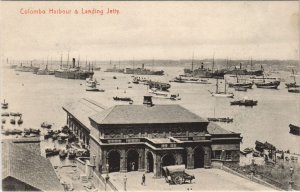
{"left": 92, "top": 171, "right": 118, "bottom": 192}
{"left": 220, "top": 165, "right": 282, "bottom": 191}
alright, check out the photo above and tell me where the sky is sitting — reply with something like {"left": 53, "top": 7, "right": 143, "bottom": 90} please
{"left": 1, "top": 1, "right": 299, "bottom": 61}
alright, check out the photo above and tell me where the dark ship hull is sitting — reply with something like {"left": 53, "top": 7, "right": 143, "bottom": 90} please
{"left": 184, "top": 68, "right": 225, "bottom": 79}
{"left": 228, "top": 82, "right": 254, "bottom": 89}
{"left": 54, "top": 58, "right": 94, "bottom": 80}
{"left": 55, "top": 70, "right": 94, "bottom": 79}
{"left": 124, "top": 68, "right": 164, "bottom": 76}
{"left": 148, "top": 81, "right": 171, "bottom": 91}
{"left": 225, "top": 69, "right": 263, "bottom": 76}
{"left": 289, "top": 124, "right": 300, "bottom": 135}
{"left": 255, "top": 81, "right": 280, "bottom": 89}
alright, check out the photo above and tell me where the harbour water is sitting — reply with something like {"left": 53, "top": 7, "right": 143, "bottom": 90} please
{"left": 1, "top": 64, "right": 300, "bottom": 159}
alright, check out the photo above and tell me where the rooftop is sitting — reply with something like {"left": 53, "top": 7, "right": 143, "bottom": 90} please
{"left": 90, "top": 104, "right": 207, "bottom": 125}
{"left": 63, "top": 98, "right": 107, "bottom": 130}
{"left": 2, "top": 142, "right": 64, "bottom": 191}
{"left": 207, "top": 122, "right": 237, "bottom": 135}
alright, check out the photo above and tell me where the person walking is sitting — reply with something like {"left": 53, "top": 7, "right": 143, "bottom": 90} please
{"left": 141, "top": 174, "right": 146, "bottom": 186}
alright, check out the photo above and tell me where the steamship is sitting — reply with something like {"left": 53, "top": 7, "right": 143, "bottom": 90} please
{"left": 124, "top": 64, "right": 164, "bottom": 76}
{"left": 54, "top": 58, "right": 94, "bottom": 80}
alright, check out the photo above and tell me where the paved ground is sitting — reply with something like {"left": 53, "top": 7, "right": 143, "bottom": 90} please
{"left": 105, "top": 168, "right": 274, "bottom": 191}
{"left": 55, "top": 166, "right": 97, "bottom": 191}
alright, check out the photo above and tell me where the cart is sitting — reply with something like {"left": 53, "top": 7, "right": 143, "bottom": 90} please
{"left": 162, "top": 165, "right": 195, "bottom": 185}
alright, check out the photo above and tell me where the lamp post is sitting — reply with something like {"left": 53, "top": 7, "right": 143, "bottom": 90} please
{"left": 105, "top": 164, "right": 109, "bottom": 191}
{"left": 123, "top": 174, "right": 127, "bottom": 191}
{"left": 288, "top": 166, "right": 294, "bottom": 191}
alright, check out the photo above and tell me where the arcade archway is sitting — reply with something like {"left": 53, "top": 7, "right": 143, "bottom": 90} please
{"left": 146, "top": 152, "right": 154, "bottom": 173}
{"left": 108, "top": 150, "right": 120, "bottom": 172}
{"left": 162, "top": 153, "right": 175, "bottom": 167}
{"left": 127, "top": 150, "right": 139, "bottom": 172}
{"left": 194, "top": 146, "right": 204, "bottom": 168}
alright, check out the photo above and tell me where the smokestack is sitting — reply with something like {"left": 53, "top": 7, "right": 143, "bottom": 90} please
{"left": 143, "top": 96, "right": 153, "bottom": 107}
{"left": 142, "top": 63, "right": 144, "bottom": 69}
{"left": 72, "top": 58, "right": 75, "bottom": 68}
{"left": 201, "top": 62, "right": 204, "bottom": 69}
{"left": 240, "top": 63, "right": 242, "bottom": 69}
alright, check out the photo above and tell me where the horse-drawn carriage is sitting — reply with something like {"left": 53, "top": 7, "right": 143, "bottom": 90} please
{"left": 162, "top": 165, "right": 195, "bottom": 185}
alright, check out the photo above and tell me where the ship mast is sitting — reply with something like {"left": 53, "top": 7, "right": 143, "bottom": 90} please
{"left": 60, "top": 54, "right": 62, "bottom": 69}
{"left": 292, "top": 69, "right": 296, "bottom": 84}
{"left": 212, "top": 54, "right": 215, "bottom": 72}
{"left": 67, "top": 52, "right": 69, "bottom": 69}
{"left": 216, "top": 79, "right": 219, "bottom": 93}
{"left": 191, "top": 53, "right": 194, "bottom": 71}
{"left": 78, "top": 55, "right": 80, "bottom": 67}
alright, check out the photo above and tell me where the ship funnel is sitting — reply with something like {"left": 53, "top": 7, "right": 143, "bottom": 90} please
{"left": 143, "top": 96, "right": 153, "bottom": 107}
{"left": 72, "top": 58, "right": 76, "bottom": 68}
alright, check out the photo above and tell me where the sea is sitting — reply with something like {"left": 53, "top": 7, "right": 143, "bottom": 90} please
{"left": 1, "top": 64, "right": 300, "bottom": 166}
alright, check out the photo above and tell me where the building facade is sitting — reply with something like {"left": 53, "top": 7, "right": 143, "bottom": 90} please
{"left": 85, "top": 96, "right": 242, "bottom": 177}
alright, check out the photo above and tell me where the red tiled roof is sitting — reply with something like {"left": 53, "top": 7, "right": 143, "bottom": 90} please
{"left": 90, "top": 104, "right": 207, "bottom": 125}
{"left": 2, "top": 142, "right": 64, "bottom": 191}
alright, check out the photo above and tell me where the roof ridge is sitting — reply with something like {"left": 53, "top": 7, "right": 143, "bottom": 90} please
{"left": 82, "top": 98, "right": 107, "bottom": 110}
{"left": 97, "top": 105, "right": 116, "bottom": 124}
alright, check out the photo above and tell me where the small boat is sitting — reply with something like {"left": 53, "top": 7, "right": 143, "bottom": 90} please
{"left": 230, "top": 99, "right": 258, "bottom": 107}
{"left": 41, "top": 122, "right": 52, "bottom": 129}
{"left": 1, "top": 100, "right": 8, "bottom": 109}
{"left": 10, "top": 112, "right": 22, "bottom": 117}
{"left": 68, "top": 149, "right": 76, "bottom": 159}
{"left": 1, "top": 112, "right": 9, "bottom": 117}
{"left": 113, "top": 97, "right": 133, "bottom": 102}
{"left": 24, "top": 128, "right": 41, "bottom": 135}
{"left": 285, "top": 69, "right": 300, "bottom": 88}
{"left": 10, "top": 118, "right": 16, "bottom": 124}
{"left": 207, "top": 117, "right": 233, "bottom": 123}
{"left": 255, "top": 69, "right": 280, "bottom": 89}
{"left": 209, "top": 79, "right": 234, "bottom": 98}
{"left": 255, "top": 81, "right": 280, "bottom": 89}
{"left": 59, "top": 150, "right": 68, "bottom": 159}
{"left": 289, "top": 124, "right": 300, "bottom": 135}
{"left": 148, "top": 89, "right": 181, "bottom": 100}
{"left": 2, "top": 119, "right": 6, "bottom": 124}
{"left": 52, "top": 133, "right": 58, "bottom": 140}
{"left": 45, "top": 148, "right": 60, "bottom": 157}
{"left": 234, "top": 87, "right": 247, "bottom": 92}
{"left": 242, "top": 148, "right": 254, "bottom": 154}
{"left": 170, "top": 76, "right": 211, "bottom": 84}
{"left": 113, "top": 76, "right": 117, "bottom": 79}
{"left": 61, "top": 125, "right": 70, "bottom": 134}
{"left": 17, "top": 116, "right": 23, "bottom": 125}
{"left": 10, "top": 128, "right": 23, "bottom": 135}
{"left": 288, "top": 87, "right": 300, "bottom": 93}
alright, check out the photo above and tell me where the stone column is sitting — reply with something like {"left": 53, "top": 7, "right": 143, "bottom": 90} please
{"left": 154, "top": 154, "right": 162, "bottom": 178}
{"left": 138, "top": 148, "right": 145, "bottom": 172}
{"left": 120, "top": 149, "right": 127, "bottom": 173}
{"left": 203, "top": 146, "right": 212, "bottom": 168}
{"left": 186, "top": 147, "right": 194, "bottom": 169}
{"left": 102, "top": 150, "right": 108, "bottom": 173}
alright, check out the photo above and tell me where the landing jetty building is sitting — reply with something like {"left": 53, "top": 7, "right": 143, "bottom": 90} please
{"left": 63, "top": 96, "right": 242, "bottom": 177}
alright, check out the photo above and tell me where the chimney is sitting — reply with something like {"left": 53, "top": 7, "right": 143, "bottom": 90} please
{"left": 142, "top": 63, "right": 145, "bottom": 69}
{"left": 201, "top": 62, "right": 204, "bottom": 69}
{"left": 240, "top": 63, "right": 242, "bottom": 69}
{"left": 72, "top": 58, "right": 76, "bottom": 68}
{"left": 143, "top": 96, "right": 153, "bottom": 107}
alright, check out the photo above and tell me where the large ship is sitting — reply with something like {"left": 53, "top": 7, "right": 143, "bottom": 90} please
{"left": 105, "top": 65, "right": 124, "bottom": 73}
{"left": 184, "top": 56, "right": 225, "bottom": 79}
{"left": 124, "top": 64, "right": 164, "bottom": 76}
{"left": 36, "top": 65, "right": 55, "bottom": 75}
{"left": 225, "top": 59, "right": 263, "bottom": 76}
{"left": 54, "top": 58, "right": 94, "bottom": 80}
{"left": 15, "top": 63, "right": 39, "bottom": 73}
